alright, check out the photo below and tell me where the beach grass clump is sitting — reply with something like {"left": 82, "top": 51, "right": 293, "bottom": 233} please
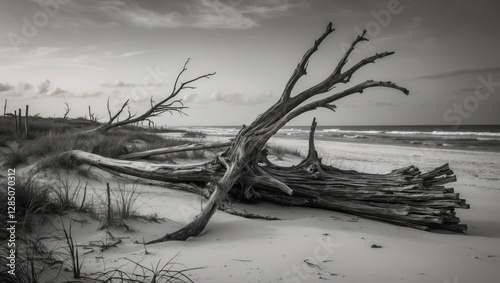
{"left": 93, "top": 255, "right": 200, "bottom": 283}
{"left": 0, "top": 176, "right": 94, "bottom": 233}
{"left": 2, "top": 147, "right": 28, "bottom": 169}
{"left": 60, "top": 220, "right": 83, "bottom": 279}
{"left": 0, "top": 177, "right": 55, "bottom": 232}
{"left": 52, "top": 177, "right": 91, "bottom": 212}
{"left": 98, "top": 183, "right": 143, "bottom": 231}
{"left": 0, "top": 233, "right": 63, "bottom": 283}
{"left": 267, "top": 144, "right": 303, "bottom": 160}
{"left": 19, "top": 130, "right": 189, "bottom": 172}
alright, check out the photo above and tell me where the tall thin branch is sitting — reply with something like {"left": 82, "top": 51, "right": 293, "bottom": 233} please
{"left": 281, "top": 22, "right": 335, "bottom": 101}
{"left": 63, "top": 100, "right": 71, "bottom": 120}
{"left": 92, "top": 59, "right": 215, "bottom": 133}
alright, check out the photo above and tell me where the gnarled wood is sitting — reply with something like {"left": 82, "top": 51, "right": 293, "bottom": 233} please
{"left": 62, "top": 118, "right": 468, "bottom": 233}
{"left": 59, "top": 22, "right": 469, "bottom": 243}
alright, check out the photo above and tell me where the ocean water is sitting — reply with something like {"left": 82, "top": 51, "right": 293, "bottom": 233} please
{"left": 179, "top": 125, "right": 500, "bottom": 152}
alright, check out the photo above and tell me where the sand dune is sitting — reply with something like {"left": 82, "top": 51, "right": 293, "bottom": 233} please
{"left": 26, "top": 137, "right": 500, "bottom": 282}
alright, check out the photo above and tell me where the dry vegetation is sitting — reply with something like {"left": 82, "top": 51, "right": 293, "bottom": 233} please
{"left": 0, "top": 114, "right": 301, "bottom": 282}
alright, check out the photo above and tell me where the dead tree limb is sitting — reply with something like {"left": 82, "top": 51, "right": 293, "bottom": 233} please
{"left": 92, "top": 59, "right": 215, "bottom": 133}
{"left": 88, "top": 106, "right": 99, "bottom": 125}
{"left": 119, "top": 141, "right": 232, "bottom": 160}
{"left": 63, "top": 100, "right": 71, "bottom": 120}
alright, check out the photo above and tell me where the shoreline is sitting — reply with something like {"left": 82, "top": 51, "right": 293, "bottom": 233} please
{"left": 199, "top": 132, "right": 500, "bottom": 154}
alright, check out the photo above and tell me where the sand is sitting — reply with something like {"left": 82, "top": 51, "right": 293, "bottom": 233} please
{"left": 20, "top": 136, "right": 500, "bottom": 283}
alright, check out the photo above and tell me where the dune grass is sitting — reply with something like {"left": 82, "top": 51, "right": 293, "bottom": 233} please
{"left": 0, "top": 177, "right": 56, "bottom": 232}
{"left": 4, "top": 128, "right": 191, "bottom": 172}
{"left": 267, "top": 144, "right": 303, "bottom": 161}
{"left": 96, "top": 182, "right": 152, "bottom": 232}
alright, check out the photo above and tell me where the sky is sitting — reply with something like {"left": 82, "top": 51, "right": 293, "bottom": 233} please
{"left": 0, "top": 0, "right": 499, "bottom": 127}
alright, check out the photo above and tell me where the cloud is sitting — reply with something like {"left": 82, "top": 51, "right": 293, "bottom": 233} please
{"left": 54, "top": 0, "right": 308, "bottom": 30}
{"left": 102, "top": 79, "right": 164, "bottom": 88}
{"left": 17, "top": 82, "right": 33, "bottom": 92}
{"left": 182, "top": 93, "right": 199, "bottom": 103}
{"left": 0, "top": 82, "right": 34, "bottom": 97}
{"left": 417, "top": 67, "right": 500, "bottom": 79}
{"left": 36, "top": 79, "right": 52, "bottom": 95}
{"left": 0, "top": 79, "right": 104, "bottom": 98}
{"left": 35, "top": 79, "right": 69, "bottom": 97}
{"left": 46, "top": 87, "right": 68, "bottom": 97}
{"left": 205, "top": 91, "right": 273, "bottom": 104}
{"left": 102, "top": 79, "right": 136, "bottom": 88}
{"left": 0, "top": 83, "right": 14, "bottom": 92}
{"left": 32, "top": 47, "right": 63, "bottom": 57}
{"left": 453, "top": 86, "right": 485, "bottom": 95}
{"left": 74, "top": 91, "right": 104, "bottom": 97}
{"left": 121, "top": 51, "right": 146, "bottom": 57}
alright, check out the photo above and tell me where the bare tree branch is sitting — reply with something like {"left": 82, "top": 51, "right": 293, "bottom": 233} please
{"left": 285, "top": 80, "right": 409, "bottom": 123}
{"left": 92, "top": 59, "right": 215, "bottom": 133}
{"left": 281, "top": 22, "right": 335, "bottom": 101}
{"left": 63, "top": 99, "right": 71, "bottom": 120}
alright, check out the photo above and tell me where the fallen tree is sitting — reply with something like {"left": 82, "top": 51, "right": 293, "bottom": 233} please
{"left": 61, "top": 22, "right": 469, "bottom": 244}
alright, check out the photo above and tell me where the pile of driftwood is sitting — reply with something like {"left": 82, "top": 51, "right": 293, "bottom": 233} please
{"left": 60, "top": 22, "right": 469, "bottom": 243}
{"left": 64, "top": 118, "right": 468, "bottom": 233}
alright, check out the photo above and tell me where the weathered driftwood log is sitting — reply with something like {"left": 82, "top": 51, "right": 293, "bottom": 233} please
{"left": 62, "top": 118, "right": 468, "bottom": 233}
{"left": 61, "top": 22, "right": 470, "bottom": 243}
{"left": 119, "top": 141, "right": 232, "bottom": 160}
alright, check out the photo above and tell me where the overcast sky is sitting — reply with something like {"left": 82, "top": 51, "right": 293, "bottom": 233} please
{"left": 1, "top": 0, "right": 499, "bottom": 126}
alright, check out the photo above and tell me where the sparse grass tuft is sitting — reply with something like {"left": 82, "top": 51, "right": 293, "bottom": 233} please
{"left": 52, "top": 177, "right": 92, "bottom": 212}
{"left": 267, "top": 144, "right": 303, "bottom": 161}
{"left": 61, "top": 220, "right": 84, "bottom": 279}
{"left": 0, "top": 233, "right": 63, "bottom": 283}
{"left": 94, "top": 253, "right": 201, "bottom": 283}
{"left": 98, "top": 182, "right": 142, "bottom": 231}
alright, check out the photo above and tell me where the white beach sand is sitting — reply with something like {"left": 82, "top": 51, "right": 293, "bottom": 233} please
{"left": 27, "top": 137, "right": 500, "bottom": 283}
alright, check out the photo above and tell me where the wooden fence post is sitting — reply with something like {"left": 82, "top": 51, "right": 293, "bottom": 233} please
{"left": 25, "top": 105, "right": 29, "bottom": 138}
{"left": 14, "top": 110, "right": 18, "bottom": 133}
{"left": 18, "top": 108, "right": 22, "bottom": 134}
